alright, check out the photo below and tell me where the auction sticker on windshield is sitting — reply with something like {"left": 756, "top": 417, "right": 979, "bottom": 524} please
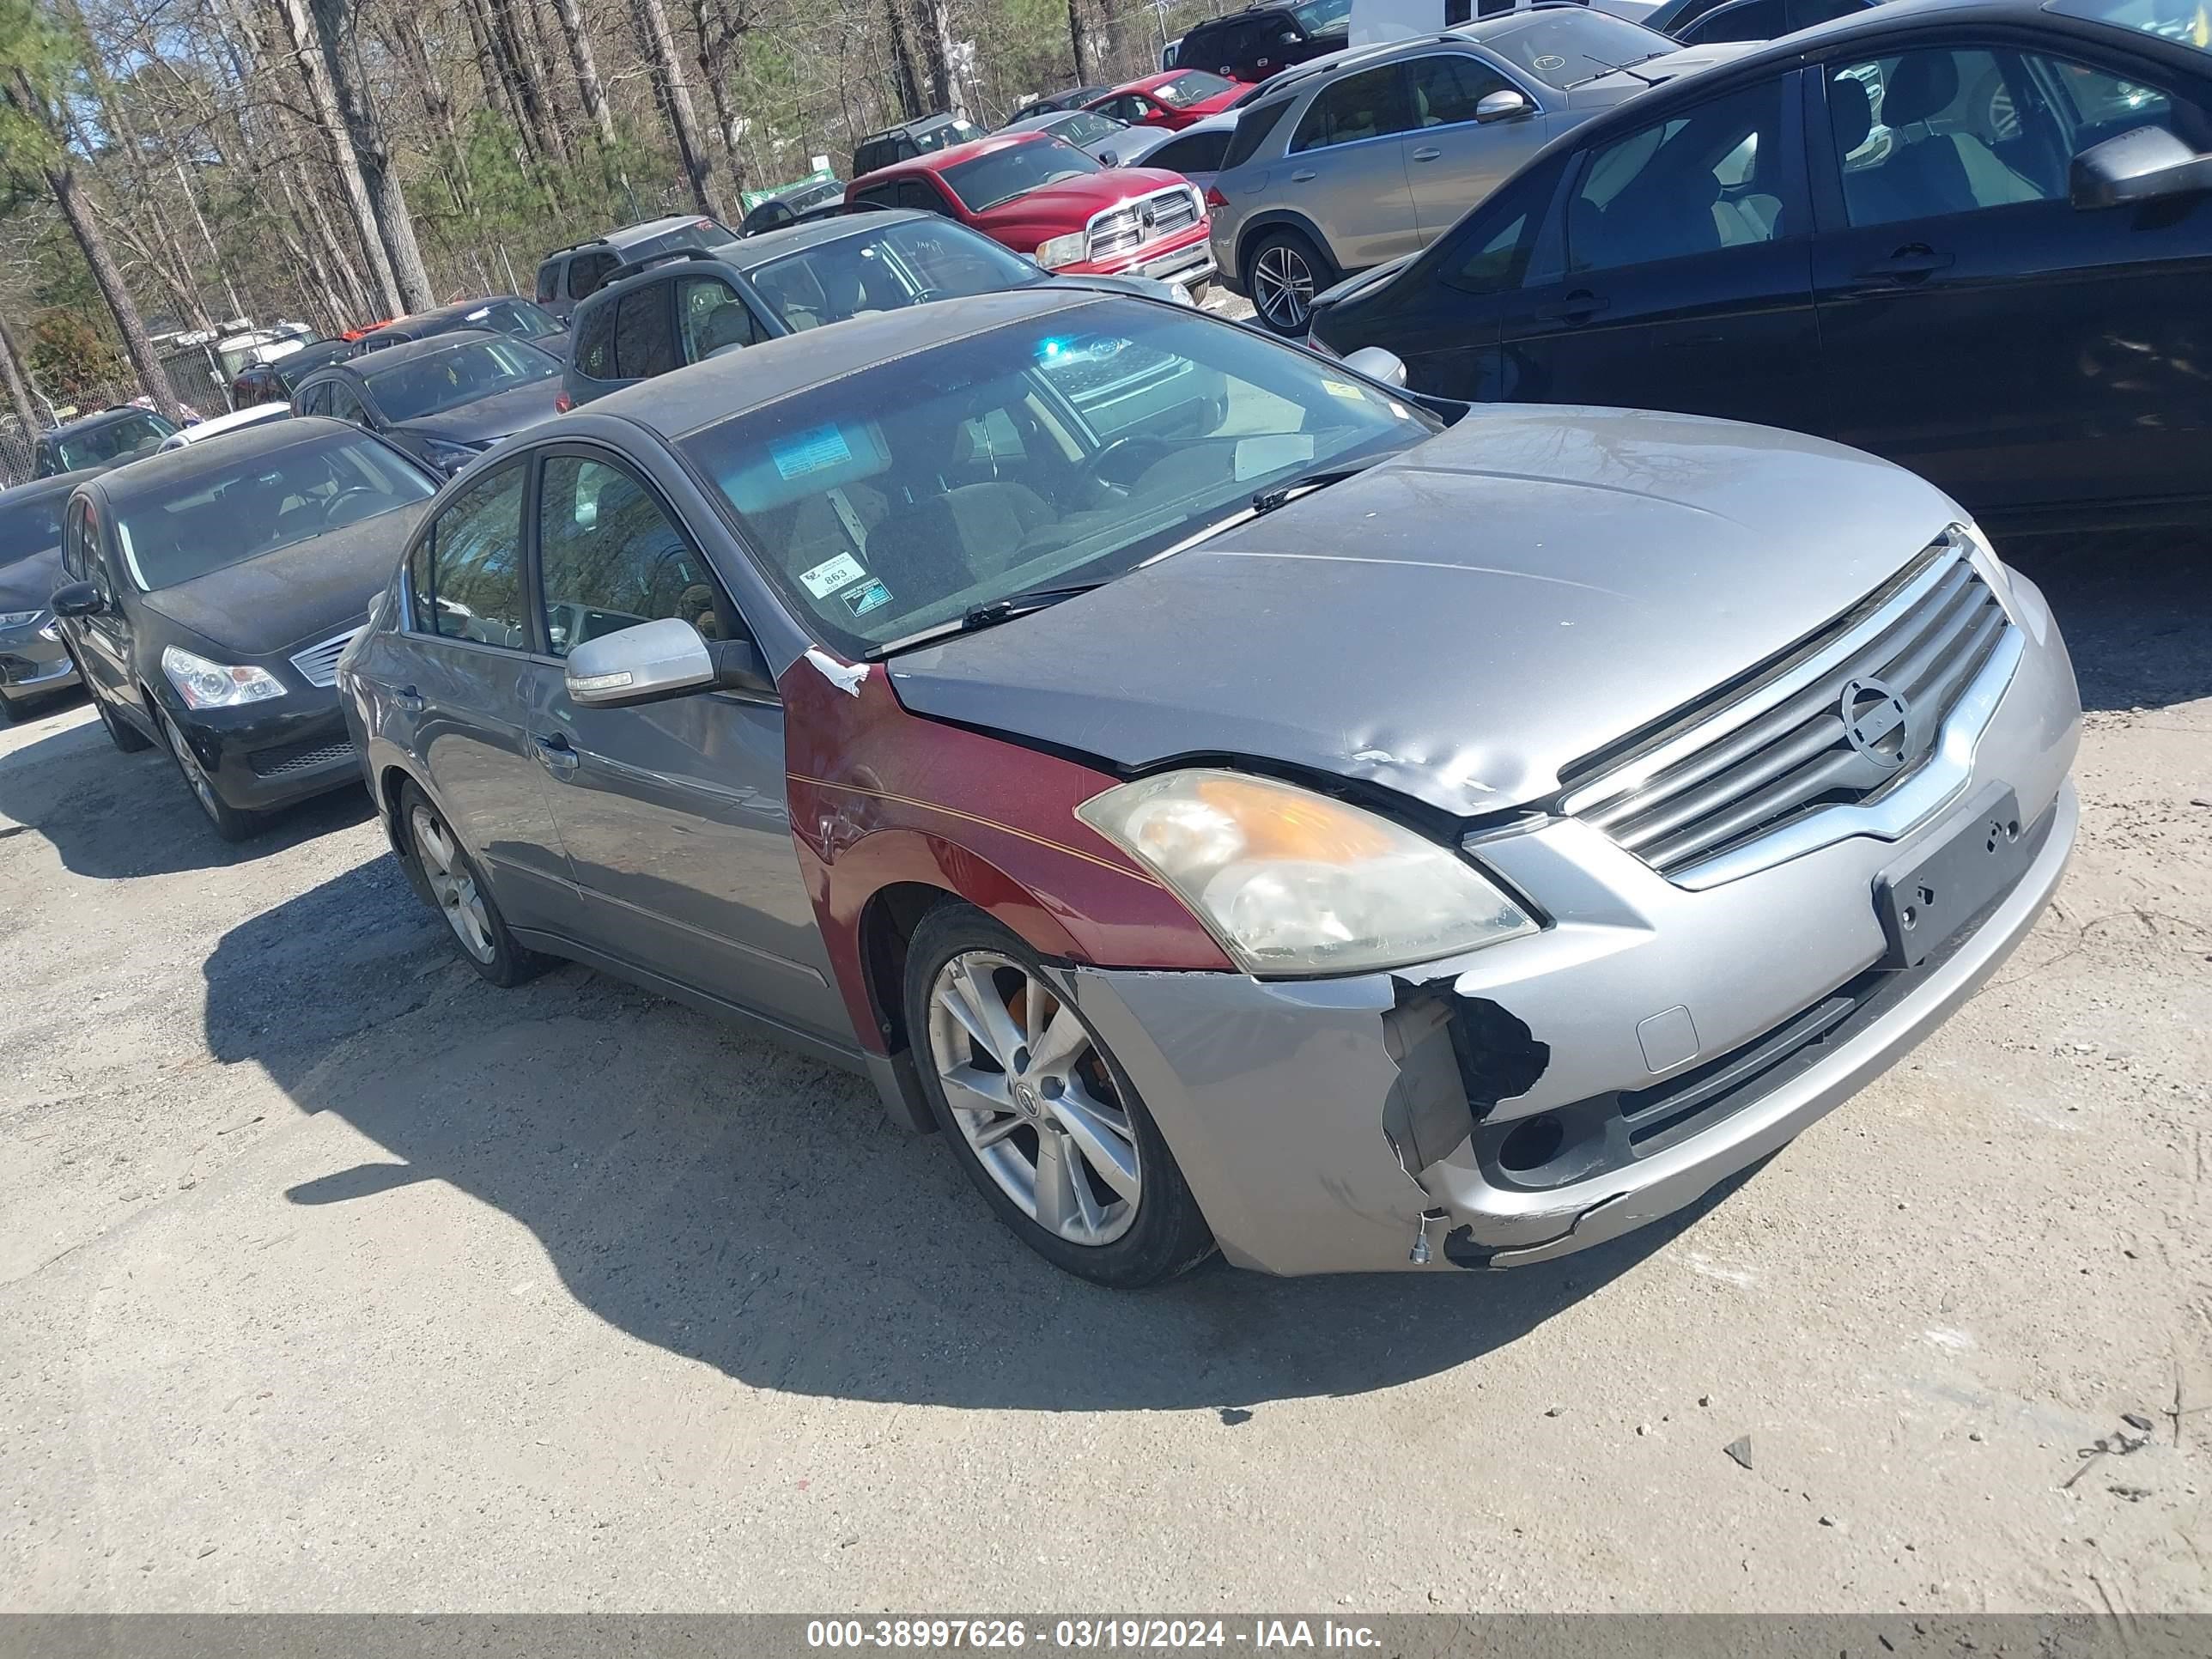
{"left": 773, "top": 424, "right": 854, "bottom": 478}
{"left": 799, "top": 552, "right": 867, "bottom": 598}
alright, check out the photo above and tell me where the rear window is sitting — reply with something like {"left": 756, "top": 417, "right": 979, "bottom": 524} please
{"left": 1222, "top": 98, "right": 1294, "bottom": 167}
{"left": 941, "top": 137, "right": 1102, "bottom": 210}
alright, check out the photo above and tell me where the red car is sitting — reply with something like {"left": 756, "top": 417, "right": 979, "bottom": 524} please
{"left": 1084, "top": 70, "right": 1244, "bottom": 130}
{"left": 846, "top": 132, "right": 1214, "bottom": 291}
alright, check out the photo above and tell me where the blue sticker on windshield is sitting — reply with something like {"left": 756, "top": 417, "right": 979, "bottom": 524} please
{"left": 771, "top": 423, "right": 854, "bottom": 479}
{"left": 842, "top": 577, "right": 892, "bottom": 617}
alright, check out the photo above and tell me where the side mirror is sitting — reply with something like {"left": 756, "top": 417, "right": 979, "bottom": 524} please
{"left": 1343, "top": 345, "right": 1408, "bottom": 387}
{"left": 1101, "top": 151, "right": 1120, "bottom": 167}
{"left": 1475, "top": 88, "right": 1534, "bottom": 125}
{"left": 564, "top": 617, "right": 774, "bottom": 708}
{"left": 2070, "top": 124, "right": 2212, "bottom": 209}
{"left": 51, "top": 580, "right": 103, "bottom": 619}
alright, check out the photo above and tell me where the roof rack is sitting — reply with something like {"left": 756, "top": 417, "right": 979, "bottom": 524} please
{"left": 608, "top": 246, "right": 732, "bottom": 282}
{"left": 538, "top": 235, "right": 612, "bottom": 261}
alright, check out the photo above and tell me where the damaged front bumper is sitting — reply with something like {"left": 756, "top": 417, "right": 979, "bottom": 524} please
{"left": 1060, "top": 574, "right": 2081, "bottom": 1277}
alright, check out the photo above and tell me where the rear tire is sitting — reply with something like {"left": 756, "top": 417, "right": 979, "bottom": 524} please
{"left": 904, "top": 901, "right": 1215, "bottom": 1287}
{"left": 1246, "top": 227, "right": 1332, "bottom": 337}
{"left": 399, "top": 780, "right": 551, "bottom": 988}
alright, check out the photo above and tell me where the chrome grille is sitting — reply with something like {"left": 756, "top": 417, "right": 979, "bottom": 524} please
{"left": 1565, "top": 535, "right": 2016, "bottom": 883}
{"left": 288, "top": 625, "right": 365, "bottom": 689}
{"left": 1085, "top": 187, "right": 1200, "bottom": 261}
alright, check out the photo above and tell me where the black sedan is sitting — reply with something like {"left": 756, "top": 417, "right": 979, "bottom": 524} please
{"left": 1306, "top": 0, "right": 2212, "bottom": 532}
{"left": 49, "top": 417, "right": 437, "bottom": 839}
{"left": 355, "top": 295, "right": 570, "bottom": 358}
{"left": 289, "top": 330, "right": 567, "bottom": 478}
{"left": 0, "top": 471, "right": 95, "bottom": 719}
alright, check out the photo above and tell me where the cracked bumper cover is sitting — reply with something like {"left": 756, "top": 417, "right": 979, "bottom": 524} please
{"left": 1060, "top": 576, "right": 2081, "bottom": 1277}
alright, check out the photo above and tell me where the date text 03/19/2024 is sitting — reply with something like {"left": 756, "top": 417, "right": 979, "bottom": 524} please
{"left": 803, "top": 1620, "right": 1384, "bottom": 1650}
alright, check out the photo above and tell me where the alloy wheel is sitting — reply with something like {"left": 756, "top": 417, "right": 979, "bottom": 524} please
{"left": 1253, "top": 243, "right": 1316, "bottom": 331}
{"left": 925, "top": 951, "right": 1142, "bottom": 1247}
{"left": 163, "top": 712, "right": 224, "bottom": 822}
{"left": 410, "top": 801, "right": 496, "bottom": 963}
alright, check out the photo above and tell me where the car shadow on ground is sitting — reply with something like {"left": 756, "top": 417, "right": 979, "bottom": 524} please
{"left": 1999, "top": 528, "right": 2212, "bottom": 714}
{"left": 0, "top": 708, "right": 374, "bottom": 879}
{"left": 203, "top": 857, "right": 1723, "bottom": 1411}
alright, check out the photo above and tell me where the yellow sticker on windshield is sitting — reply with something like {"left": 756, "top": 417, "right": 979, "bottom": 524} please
{"left": 1320, "top": 379, "right": 1368, "bottom": 401}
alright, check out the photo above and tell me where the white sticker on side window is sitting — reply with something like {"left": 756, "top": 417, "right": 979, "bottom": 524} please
{"left": 799, "top": 551, "right": 866, "bottom": 598}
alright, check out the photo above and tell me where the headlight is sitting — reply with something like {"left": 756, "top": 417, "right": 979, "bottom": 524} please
{"left": 161, "top": 644, "right": 287, "bottom": 709}
{"left": 1034, "top": 232, "right": 1088, "bottom": 270}
{"left": 0, "top": 609, "right": 42, "bottom": 629}
{"left": 1169, "top": 281, "right": 1198, "bottom": 307}
{"left": 419, "top": 436, "right": 482, "bottom": 474}
{"left": 1077, "top": 768, "right": 1537, "bottom": 976}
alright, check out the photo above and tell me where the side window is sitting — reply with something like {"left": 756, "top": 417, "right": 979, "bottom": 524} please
{"left": 1291, "top": 65, "right": 1413, "bottom": 153}
{"left": 423, "top": 461, "right": 530, "bottom": 649}
{"left": 1222, "top": 99, "right": 1293, "bottom": 168}
{"left": 568, "top": 250, "right": 616, "bottom": 300}
{"left": 295, "top": 381, "right": 330, "bottom": 416}
{"left": 60, "top": 501, "right": 88, "bottom": 581}
{"left": 613, "top": 284, "right": 678, "bottom": 379}
{"left": 1447, "top": 209, "right": 1534, "bottom": 294}
{"left": 404, "top": 532, "right": 435, "bottom": 634}
{"left": 677, "top": 276, "right": 763, "bottom": 362}
{"left": 535, "top": 457, "right": 740, "bottom": 657}
{"left": 325, "top": 383, "right": 368, "bottom": 424}
{"left": 1824, "top": 49, "right": 2087, "bottom": 228}
{"left": 535, "top": 260, "right": 560, "bottom": 304}
{"left": 1154, "top": 129, "right": 1231, "bottom": 173}
{"left": 896, "top": 179, "right": 947, "bottom": 214}
{"left": 1568, "top": 79, "right": 1791, "bottom": 272}
{"left": 1406, "top": 53, "right": 1516, "bottom": 128}
{"left": 573, "top": 299, "right": 618, "bottom": 381}
{"left": 853, "top": 182, "right": 898, "bottom": 209}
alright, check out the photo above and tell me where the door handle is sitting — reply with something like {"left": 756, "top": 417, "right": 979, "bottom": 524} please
{"left": 1290, "top": 168, "right": 1317, "bottom": 182}
{"left": 1411, "top": 146, "right": 1443, "bottom": 162}
{"left": 1853, "top": 244, "right": 1954, "bottom": 283}
{"left": 531, "top": 732, "right": 580, "bottom": 775}
{"left": 1536, "top": 291, "right": 1609, "bottom": 324}
{"left": 391, "top": 684, "right": 423, "bottom": 714}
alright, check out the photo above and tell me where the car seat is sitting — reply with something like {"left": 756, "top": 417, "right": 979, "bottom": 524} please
{"left": 1848, "top": 52, "right": 2046, "bottom": 223}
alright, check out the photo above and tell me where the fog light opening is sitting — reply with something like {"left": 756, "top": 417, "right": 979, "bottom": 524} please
{"left": 1498, "top": 1114, "right": 1565, "bottom": 1174}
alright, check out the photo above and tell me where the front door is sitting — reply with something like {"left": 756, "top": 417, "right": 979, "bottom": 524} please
{"left": 1808, "top": 41, "right": 2212, "bottom": 517}
{"left": 1401, "top": 51, "right": 1553, "bottom": 244}
{"left": 526, "top": 447, "right": 852, "bottom": 1042}
{"left": 64, "top": 498, "right": 137, "bottom": 714}
{"left": 1497, "top": 73, "right": 1824, "bottom": 432}
{"left": 402, "top": 458, "right": 576, "bottom": 931}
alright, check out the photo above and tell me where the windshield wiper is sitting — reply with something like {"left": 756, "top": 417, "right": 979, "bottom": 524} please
{"left": 1566, "top": 56, "right": 1660, "bottom": 87}
{"left": 1249, "top": 460, "right": 1382, "bottom": 516}
{"left": 868, "top": 581, "right": 1107, "bottom": 656}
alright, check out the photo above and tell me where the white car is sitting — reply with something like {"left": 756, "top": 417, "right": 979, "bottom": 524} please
{"left": 157, "top": 404, "right": 291, "bottom": 452}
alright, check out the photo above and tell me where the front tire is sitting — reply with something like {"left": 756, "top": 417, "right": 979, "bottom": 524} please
{"left": 82, "top": 664, "right": 152, "bottom": 752}
{"left": 160, "top": 707, "right": 258, "bottom": 842}
{"left": 399, "top": 780, "right": 550, "bottom": 988}
{"left": 1246, "top": 227, "right": 1332, "bottom": 336}
{"left": 904, "top": 902, "right": 1215, "bottom": 1287}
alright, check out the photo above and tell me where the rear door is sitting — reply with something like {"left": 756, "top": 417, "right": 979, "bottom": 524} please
{"left": 401, "top": 458, "right": 575, "bottom": 930}
{"left": 1284, "top": 63, "right": 1423, "bottom": 268}
{"left": 1401, "top": 50, "right": 1553, "bottom": 242}
{"left": 1496, "top": 72, "right": 1824, "bottom": 430}
{"left": 1807, "top": 40, "right": 2212, "bottom": 516}
{"left": 612, "top": 282, "right": 679, "bottom": 383}
{"left": 526, "top": 447, "right": 851, "bottom": 1040}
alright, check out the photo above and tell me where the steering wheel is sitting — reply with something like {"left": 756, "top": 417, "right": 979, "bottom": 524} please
{"left": 1091, "top": 432, "right": 1176, "bottom": 488}
{"left": 322, "top": 486, "right": 384, "bottom": 528}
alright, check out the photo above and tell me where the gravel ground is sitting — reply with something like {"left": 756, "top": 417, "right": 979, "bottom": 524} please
{"left": 0, "top": 532, "right": 2206, "bottom": 1614}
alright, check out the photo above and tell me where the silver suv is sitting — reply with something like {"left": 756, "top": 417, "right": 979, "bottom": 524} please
{"left": 1210, "top": 9, "right": 1740, "bottom": 331}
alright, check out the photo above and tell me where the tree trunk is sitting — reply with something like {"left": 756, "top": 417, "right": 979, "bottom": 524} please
{"left": 304, "top": 0, "right": 437, "bottom": 312}
{"left": 267, "top": 0, "right": 406, "bottom": 314}
{"left": 884, "top": 0, "right": 925, "bottom": 118}
{"left": 39, "top": 148, "right": 184, "bottom": 419}
{"left": 549, "top": 0, "right": 617, "bottom": 147}
{"left": 0, "top": 309, "right": 46, "bottom": 441}
{"left": 691, "top": 0, "right": 749, "bottom": 204}
{"left": 1066, "top": 0, "right": 1091, "bottom": 82}
{"left": 635, "top": 0, "right": 726, "bottom": 219}
{"left": 485, "top": 0, "right": 569, "bottom": 164}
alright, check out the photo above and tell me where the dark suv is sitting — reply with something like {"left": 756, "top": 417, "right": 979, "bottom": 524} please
{"left": 850, "top": 114, "right": 986, "bottom": 177}
{"left": 33, "top": 406, "right": 179, "bottom": 478}
{"left": 1172, "top": 0, "right": 1351, "bottom": 82}
{"left": 533, "top": 216, "right": 742, "bottom": 324}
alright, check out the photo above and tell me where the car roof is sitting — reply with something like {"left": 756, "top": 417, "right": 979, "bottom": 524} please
{"left": 862, "top": 113, "right": 969, "bottom": 140}
{"left": 48, "top": 406, "right": 156, "bottom": 437}
{"left": 88, "top": 416, "right": 366, "bottom": 507}
{"left": 0, "top": 466, "right": 101, "bottom": 506}
{"left": 586, "top": 210, "right": 938, "bottom": 302}
{"left": 854, "top": 129, "right": 1044, "bottom": 183}
{"left": 386, "top": 296, "right": 535, "bottom": 331}
{"left": 587, "top": 287, "right": 1122, "bottom": 438}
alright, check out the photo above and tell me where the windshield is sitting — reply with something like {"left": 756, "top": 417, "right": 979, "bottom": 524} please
{"left": 2045, "top": 0, "right": 2212, "bottom": 50}
{"left": 111, "top": 430, "right": 434, "bottom": 591}
{"left": 362, "top": 337, "right": 561, "bottom": 422}
{"left": 1050, "top": 111, "right": 1126, "bottom": 145}
{"left": 915, "top": 118, "right": 988, "bottom": 153}
{"left": 0, "top": 495, "right": 64, "bottom": 568}
{"left": 1487, "top": 11, "right": 1677, "bottom": 86}
{"left": 943, "top": 137, "right": 1103, "bottom": 210}
{"left": 54, "top": 412, "right": 174, "bottom": 471}
{"left": 1153, "top": 70, "right": 1236, "bottom": 106}
{"left": 747, "top": 220, "right": 1042, "bottom": 327}
{"left": 1291, "top": 0, "right": 1352, "bottom": 32}
{"left": 459, "top": 299, "right": 562, "bottom": 337}
{"left": 678, "top": 299, "right": 1436, "bottom": 657}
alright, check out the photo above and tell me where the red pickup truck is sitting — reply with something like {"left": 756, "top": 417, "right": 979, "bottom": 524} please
{"left": 845, "top": 132, "right": 1214, "bottom": 293}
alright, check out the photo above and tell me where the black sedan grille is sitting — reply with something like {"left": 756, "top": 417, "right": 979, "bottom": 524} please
{"left": 248, "top": 738, "right": 357, "bottom": 778}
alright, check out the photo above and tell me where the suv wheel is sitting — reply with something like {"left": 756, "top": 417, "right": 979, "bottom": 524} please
{"left": 1248, "top": 227, "right": 1331, "bottom": 336}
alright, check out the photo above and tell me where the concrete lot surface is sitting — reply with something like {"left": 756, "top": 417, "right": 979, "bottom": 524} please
{"left": 0, "top": 535, "right": 2206, "bottom": 1613}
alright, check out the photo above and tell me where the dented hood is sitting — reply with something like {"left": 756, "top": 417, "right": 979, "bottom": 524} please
{"left": 884, "top": 405, "right": 1960, "bottom": 818}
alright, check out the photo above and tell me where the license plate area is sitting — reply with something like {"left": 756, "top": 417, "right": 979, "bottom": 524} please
{"left": 1875, "top": 786, "right": 2028, "bottom": 969}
